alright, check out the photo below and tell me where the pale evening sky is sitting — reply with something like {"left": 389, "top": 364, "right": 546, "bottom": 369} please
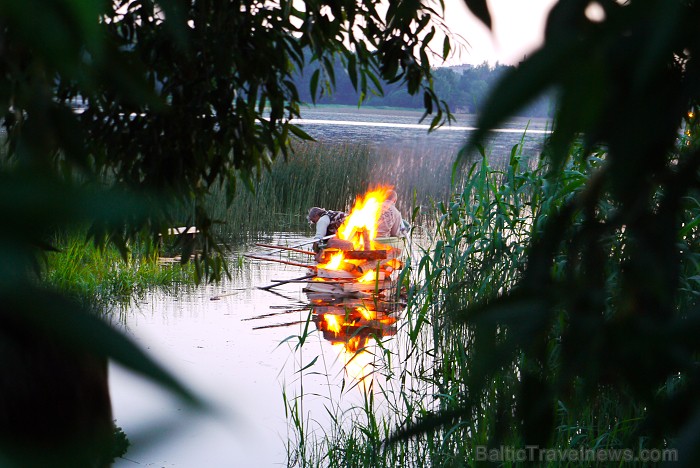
{"left": 442, "top": 0, "right": 559, "bottom": 66}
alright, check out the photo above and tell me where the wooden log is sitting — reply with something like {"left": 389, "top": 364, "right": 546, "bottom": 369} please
{"left": 316, "top": 267, "right": 358, "bottom": 279}
{"left": 303, "top": 282, "right": 356, "bottom": 295}
{"left": 272, "top": 279, "right": 356, "bottom": 284}
{"left": 257, "top": 234, "right": 335, "bottom": 253}
{"left": 341, "top": 279, "right": 393, "bottom": 293}
{"left": 244, "top": 254, "right": 315, "bottom": 269}
{"left": 315, "top": 260, "right": 363, "bottom": 276}
{"left": 344, "top": 250, "right": 387, "bottom": 260}
{"left": 252, "top": 320, "right": 307, "bottom": 330}
{"left": 301, "top": 280, "right": 355, "bottom": 285}
{"left": 254, "top": 243, "right": 315, "bottom": 255}
{"left": 210, "top": 288, "right": 248, "bottom": 300}
{"left": 318, "top": 249, "right": 387, "bottom": 262}
{"left": 304, "top": 278, "right": 394, "bottom": 294}
{"left": 348, "top": 256, "right": 403, "bottom": 272}
{"left": 242, "top": 308, "right": 310, "bottom": 321}
{"left": 258, "top": 273, "right": 315, "bottom": 291}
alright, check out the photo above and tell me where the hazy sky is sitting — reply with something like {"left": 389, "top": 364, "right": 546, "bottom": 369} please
{"left": 442, "top": 0, "right": 558, "bottom": 66}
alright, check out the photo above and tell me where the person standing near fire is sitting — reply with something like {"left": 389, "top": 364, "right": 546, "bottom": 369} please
{"left": 376, "top": 189, "right": 405, "bottom": 238}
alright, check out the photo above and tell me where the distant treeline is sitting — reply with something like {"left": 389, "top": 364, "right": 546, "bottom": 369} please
{"left": 295, "top": 59, "right": 554, "bottom": 118}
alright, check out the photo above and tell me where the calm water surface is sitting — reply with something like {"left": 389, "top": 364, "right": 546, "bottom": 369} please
{"left": 111, "top": 109, "right": 550, "bottom": 467}
{"left": 111, "top": 232, "right": 407, "bottom": 467}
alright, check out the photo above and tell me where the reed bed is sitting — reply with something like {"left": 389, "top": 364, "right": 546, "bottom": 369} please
{"left": 283, "top": 143, "right": 539, "bottom": 466}
{"left": 42, "top": 138, "right": 466, "bottom": 310}
{"left": 282, "top": 140, "right": 685, "bottom": 466}
{"left": 196, "top": 139, "right": 472, "bottom": 240}
{"left": 198, "top": 141, "right": 373, "bottom": 238}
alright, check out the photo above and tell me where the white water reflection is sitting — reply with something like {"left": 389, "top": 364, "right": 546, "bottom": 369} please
{"left": 111, "top": 234, "right": 305, "bottom": 466}
{"left": 296, "top": 107, "right": 551, "bottom": 162}
{"left": 297, "top": 118, "right": 551, "bottom": 134}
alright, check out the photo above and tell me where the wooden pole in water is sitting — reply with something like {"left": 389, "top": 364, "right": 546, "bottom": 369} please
{"left": 242, "top": 308, "right": 311, "bottom": 321}
{"left": 254, "top": 243, "right": 315, "bottom": 255}
{"left": 244, "top": 253, "right": 316, "bottom": 269}
{"left": 254, "top": 234, "right": 335, "bottom": 255}
{"left": 258, "top": 273, "right": 316, "bottom": 291}
{"left": 252, "top": 320, "right": 307, "bottom": 330}
{"left": 209, "top": 288, "right": 248, "bottom": 301}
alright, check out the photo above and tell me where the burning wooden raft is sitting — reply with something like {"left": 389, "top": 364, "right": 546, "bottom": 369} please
{"left": 305, "top": 241, "right": 404, "bottom": 296}
{"left": 247, "top": 185, "right": 406, "bottom": 297}
{"left": 306, "top": 186, "right": 407, "bottom": 297}
{"left": 245, "top": 236, "right": 405, "bottom": 297}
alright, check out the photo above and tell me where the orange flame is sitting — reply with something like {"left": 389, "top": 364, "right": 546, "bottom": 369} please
{"left": 338, "top": 186, "right": 393, "bottom": 249}
{"left": 356, "top": 306, "right": 375, "bottom": 321}
{"left": 323, "top": 314, "right": 342, "bottom": 335}
{"left": 318, "top": 251, "right": 345, "bottom": 270}
{"left": 357, "top": 269, "right": 378, "bottom": 283}
{"left": 314, "top": 186, "right": 396, "bottom": 275}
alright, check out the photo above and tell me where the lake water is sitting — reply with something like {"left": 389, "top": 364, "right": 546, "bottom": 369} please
{"left": 111, "top": 234, "right": 411, "bottom": 467}
{"left": 296, "top": 106, "right": 550, "bottom": 161}
{"left": 110, "top": 109, "right": 550, "bottom": 467}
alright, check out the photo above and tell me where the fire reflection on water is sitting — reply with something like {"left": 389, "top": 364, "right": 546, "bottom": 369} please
{"left": 311, "top": 295, "right": 403, "bottom": 391}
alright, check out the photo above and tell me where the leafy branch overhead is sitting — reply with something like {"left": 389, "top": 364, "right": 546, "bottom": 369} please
{"left": 0, "top": 1, "right": 461, "bottom": 462}
{"left": 3, "top": 0, "right": 458, "bottom": 274}
{"left": 0, "top": 3, "right": 460, "bottom": 460}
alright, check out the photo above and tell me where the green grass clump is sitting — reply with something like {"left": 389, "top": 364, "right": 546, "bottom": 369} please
{"left": 43, "top": 231, "right": 196, "bottom": 310}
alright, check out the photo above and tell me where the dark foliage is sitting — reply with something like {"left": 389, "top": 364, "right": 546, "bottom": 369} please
{"left": 0, "top": 0, "right": 456, "bottom": 464}
{"left": 295, "top": 56, "right": 554, "bottom": 117}
{"left": 391, "top": 0, "right": 700, "bottom": 464}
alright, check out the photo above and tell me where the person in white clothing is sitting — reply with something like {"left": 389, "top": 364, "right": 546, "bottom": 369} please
{"left": 376, "top": 190, "right": 404, "bottom": 238}
{"left": 307, "top": 207, "right": 353, "bottom": 252}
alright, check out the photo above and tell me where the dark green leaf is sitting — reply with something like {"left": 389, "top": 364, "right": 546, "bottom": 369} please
{"left": 463, "top": 0, "right": 492, "bottom": 29}
{"left": 4, "top": 285, "right": 202, "bottom": 407}
{"left": 310, "top": 69, "right": 320, "bottom": 103}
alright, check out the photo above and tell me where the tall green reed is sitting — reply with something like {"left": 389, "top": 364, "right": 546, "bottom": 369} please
{"left": 281, "top": 143, "right": 528, "bottom": 467}
{"left": 194, "top": 142, "right": 373, "bottom": 238}
{"left": 285, "top": 138, "right": 683, "bottom": 466}
{"left": 398, "top": 143, "right": 661, "bottom": 461}
{"left": 180, "top": 139, "right": 466, "bottom": 240}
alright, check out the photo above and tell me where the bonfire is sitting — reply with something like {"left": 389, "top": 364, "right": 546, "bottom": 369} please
{"left": 310, "top": 186, "right": 404, "bottom": 294}
{"left": 244, "top": 186, "right": 406, "bottom": 296}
